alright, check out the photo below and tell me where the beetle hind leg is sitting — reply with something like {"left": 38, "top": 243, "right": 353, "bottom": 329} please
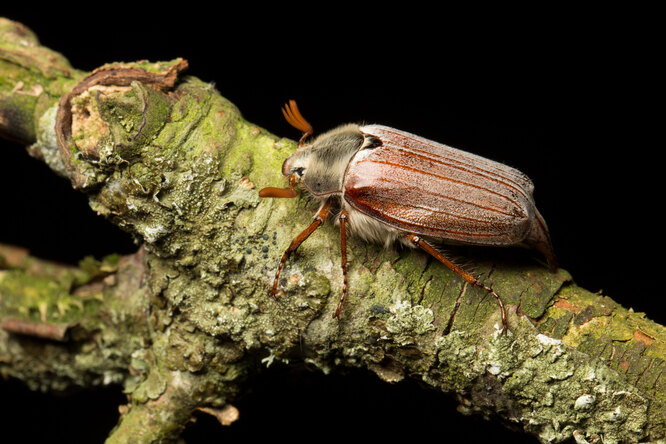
{"left": 407, "top": 234, "right": 508, "bottom": 332}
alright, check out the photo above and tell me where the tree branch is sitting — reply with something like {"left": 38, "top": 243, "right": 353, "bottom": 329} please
{"left": 1, "top": 18, "right": 664, "bottom": 443}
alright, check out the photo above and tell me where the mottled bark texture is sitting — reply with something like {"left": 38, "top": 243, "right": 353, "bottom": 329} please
{"left": 0, "top": 18, "right": 664, "bottom": 443}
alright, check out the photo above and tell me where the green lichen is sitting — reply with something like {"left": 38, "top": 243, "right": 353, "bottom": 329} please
{"left": 0, "top": 18, "right": 77, "bottom": 80}
{"left": 0, "top": 255, "right": 116, "bottom": 324}
{"left": 133, "top": 366, "right": 168, "bottom": 403}
{"left": 431, "top": 317, "right": 661, "bottom": 443}
{"left": 0, "top": 89, "right": 37, "bottom": 141}
{"left": 33, "top": 105, "right": 68, "bottom": 175}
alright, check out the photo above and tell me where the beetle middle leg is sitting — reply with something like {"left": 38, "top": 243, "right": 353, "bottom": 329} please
{"left": 407, "top": 234, "right": 508, "bottom": 332}
{"left": 333, "top": 210, "right": 349, "bottom": 319}
{"left": 269, "top": 199, "right": 332, "bottom": 297}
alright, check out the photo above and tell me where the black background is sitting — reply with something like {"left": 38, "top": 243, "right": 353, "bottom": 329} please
{"left": 1, "top": 6, "right": 661, "bottom": 443}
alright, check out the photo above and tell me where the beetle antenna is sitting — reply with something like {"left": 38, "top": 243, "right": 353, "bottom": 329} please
{"left": 258, "top": 174, "right": 299, "bottom": 199}
{"left": 282, "top": 100, "right": 313, "bottom": 146}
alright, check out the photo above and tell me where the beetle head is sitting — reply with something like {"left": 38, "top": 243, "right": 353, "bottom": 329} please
{"left": 258, "top": 101, "right": 313, "bottom": 199}
{"left": 260, "top": 101, "right": 363, "bottom": 199}
{"left": 291, "top": 124, "right": 363, "bottom": 197}
{"left": 281, "top": 147, "right": 309, "bottom": 178}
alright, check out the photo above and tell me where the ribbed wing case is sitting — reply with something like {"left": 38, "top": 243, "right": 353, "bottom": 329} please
{"left": 343, "top": 125, "right": 538, "bottom": 246}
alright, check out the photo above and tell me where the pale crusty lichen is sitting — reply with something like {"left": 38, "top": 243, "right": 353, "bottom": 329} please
{"left": 386, "top": 299, "right": 435, "bottom": 345}
{"left": 431, "top": 316, "right": 659, "bottom": 444}
{"left": 33, "top": 105, "right": 69, "bottom": 176}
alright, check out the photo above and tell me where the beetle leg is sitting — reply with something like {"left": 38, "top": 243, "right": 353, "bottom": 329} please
{"left": 334, "top": 211, "right": 349, "bottom": 319}
{"left": 269, "top": 199, "right": 333, "bottom": 297}
{"left": 407, "top": 234, "right": 508, "bottom": 332}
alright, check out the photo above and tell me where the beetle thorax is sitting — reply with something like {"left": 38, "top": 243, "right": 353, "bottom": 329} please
{"left": 282, "top": 124, "right": 364, "bottom": 198}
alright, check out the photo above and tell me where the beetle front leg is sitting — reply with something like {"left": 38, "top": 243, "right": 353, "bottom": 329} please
{"left": 333, "top": 210, "right": 349, "bottom": 319}
{"left": 407, "top": 234, "right": 508, "bottom": 332}
{"left": 269, "top": 199, "right": 333, "bottom": 297}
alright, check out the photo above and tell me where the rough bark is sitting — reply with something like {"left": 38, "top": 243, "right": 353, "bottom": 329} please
{"left": 0, "top": 18, "right": 664, "bottom": 443}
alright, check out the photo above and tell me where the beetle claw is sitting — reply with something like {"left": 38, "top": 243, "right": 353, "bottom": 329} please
{"left": 333, "top": 300, "right": 344, "bottom": 319}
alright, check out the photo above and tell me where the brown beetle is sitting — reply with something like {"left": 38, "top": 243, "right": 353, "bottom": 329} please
{"left": 260, "top": 101, "right": 556, "bottom": 328}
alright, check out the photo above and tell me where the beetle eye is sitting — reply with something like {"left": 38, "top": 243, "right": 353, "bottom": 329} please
{"left": 292, "top": 167, "right": 305, "bottom": 177}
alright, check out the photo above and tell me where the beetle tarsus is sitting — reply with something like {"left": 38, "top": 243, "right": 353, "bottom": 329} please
{"left": 476, "top": 283, "right": 508, "bottom": 334}
{"left": 407, "top": 234, "right": 509, "bottom": 332}
{"left": 333, "top": 211, "right": 350, "bottom": 319}
{"left": 334, "top": 303, "right": 343, "bottom": 319}
{"left": 268, "top": 200, "right": 332, "bottom": 303}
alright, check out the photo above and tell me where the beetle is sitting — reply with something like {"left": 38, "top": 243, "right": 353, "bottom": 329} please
{"left": 259, "top": 100, "right": 557, "bottom": 328}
